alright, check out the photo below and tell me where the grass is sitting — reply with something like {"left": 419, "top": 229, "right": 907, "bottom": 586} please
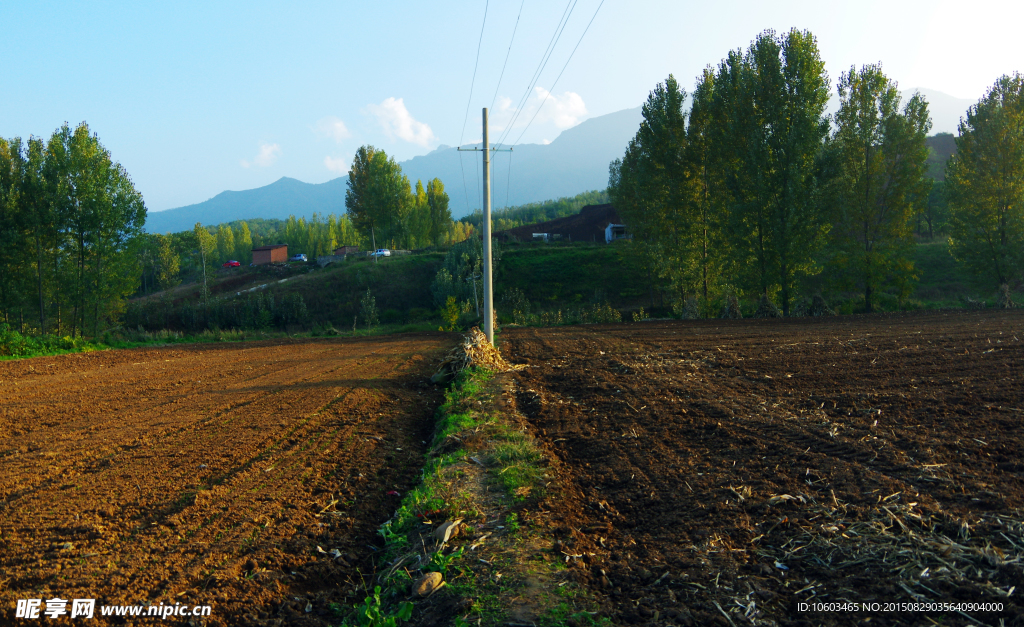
{"left": 333, "top": 364, "right": 578, "bottom": 626}
{"left": 496, "top": 242, "right": 655, "bottom": 310}
{"left": 0, "top": 320, "right": 443, "bottom": 362}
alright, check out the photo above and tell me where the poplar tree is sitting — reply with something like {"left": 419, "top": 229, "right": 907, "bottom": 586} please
{"left": 235, "top": 221, "right": 253, "bottom": 264}
{"left": 345, "top": 145, "right": 411, "bottom": 249}
{"left": 714, "top": 29, "right": 831, "bottom": 315}
{"left": 946, "top": 73, "right": 1024, "bottom": 288}
{"left": 426, "top": 178, "right": 451, "bottom": 247}
{"left": 608, "top": 75, "right": 690, "bottom": 306}
{"left": 829, "top": 64, "right": 931, "bottom": 311}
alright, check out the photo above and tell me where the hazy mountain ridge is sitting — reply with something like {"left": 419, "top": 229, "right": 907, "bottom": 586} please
{"left": 145, "top": 89, "right": 976, "bottom": 234}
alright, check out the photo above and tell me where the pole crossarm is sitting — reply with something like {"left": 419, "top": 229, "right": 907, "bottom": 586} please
{"left": 456, "top": 147, "right": 513, "bottom": 152}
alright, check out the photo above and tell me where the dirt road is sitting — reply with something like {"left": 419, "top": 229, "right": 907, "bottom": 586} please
{"left": 504, "top": 311, "right": 1024, "bottom": 626}
{"left": 0, "top": 334, "right": 454, "bottom": 625}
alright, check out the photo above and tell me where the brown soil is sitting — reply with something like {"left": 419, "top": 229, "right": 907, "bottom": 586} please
{"left": 0, "top": 333, "right": 456, "bottom": 625}
{"left": 503, "top": 310, "right": 1024, "bottom": 627}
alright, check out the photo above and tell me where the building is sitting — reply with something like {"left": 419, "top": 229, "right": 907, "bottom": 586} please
{"left": 494, "top": 204, "right": 626, "bottom": 244}
{"left": 605, "top": 223, "right": 628, "bottom": 243}
{"left": 333, "top": 246, "right": 359, "bottom": 255}
{"left": 252, "top": 244, "right": 288, "bottom": 265}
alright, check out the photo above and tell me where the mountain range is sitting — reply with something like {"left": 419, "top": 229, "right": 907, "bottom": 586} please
{"left": 145, "top": 88, "right": 977, "bottom": 234}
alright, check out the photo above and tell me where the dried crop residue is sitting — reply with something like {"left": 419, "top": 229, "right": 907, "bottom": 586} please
{"left": 0, "top": 333, "right": 455, "bottom": 626}
{"left": 433, "top": 326, "right": 522, "bottom": 382}
{"left": 503, "top": 310, "right": 1024, "bottom": 626}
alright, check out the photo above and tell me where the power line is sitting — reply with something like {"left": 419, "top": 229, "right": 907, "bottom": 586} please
{"left": 460, "top": 0, "right": 490, "bottom": 147}
{"left": 505, "top": 149, "right": 513, "bottom": 210}
{"left": 496, "top": 0, "right": 577, "bottom": 147}
{"left": 495, "top": 0, "right": 578, "bottom": 147}
{"left": 489, "top": 0, "right": 526, "bottom": 113}
{"left": 511, "top": 0, "right": 606, "bottom": 146}
{"left": 458, "top": 0, "right": 490, "bottom": 213}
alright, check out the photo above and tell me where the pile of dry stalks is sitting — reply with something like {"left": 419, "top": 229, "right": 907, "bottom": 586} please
{"left": 432, "top": 327, "right": 522, "bottom": 382}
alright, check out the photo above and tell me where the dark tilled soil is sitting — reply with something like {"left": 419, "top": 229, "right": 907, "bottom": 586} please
{"left": 0, "top": 333, "right": 455, "bottom": 626}
{"left": 504, "top": 310, "right": 1024, "bottom": 627}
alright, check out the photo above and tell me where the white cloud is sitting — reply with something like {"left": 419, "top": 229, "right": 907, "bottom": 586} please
{"left": 365, "top": 97, "right": 437, "bottom": 147}
{"left": 240, "top": 142, "right": 281, "bottom": 168}
{"left": 324, "top": 155, "right": 348, "bottom": 174}
{"left": 533, "top": 87, "right": 587, "bottom": 129}
{"left": 484, "top": 90, "right": 588, "bottom": 143}
{"left": 315, "top": 116, "right": 351, "bottom": 143}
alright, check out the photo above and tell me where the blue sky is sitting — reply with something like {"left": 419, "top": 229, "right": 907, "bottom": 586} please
{"left": 2, "top": 0, "right": 1021, "bottom": 212}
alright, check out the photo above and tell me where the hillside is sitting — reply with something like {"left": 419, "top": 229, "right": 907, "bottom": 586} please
{"left": 145, "top": 177, "right": 348, "bottom": 234}
{"left": 144, "top": 107, "right": 643, "bottom": 233}
{"left": 143, "top": 89, "right": 977, "bottom": 235}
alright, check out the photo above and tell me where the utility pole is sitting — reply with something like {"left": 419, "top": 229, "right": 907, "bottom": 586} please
{"left": 458, "top": 107, "right": 511, "bottom": 345}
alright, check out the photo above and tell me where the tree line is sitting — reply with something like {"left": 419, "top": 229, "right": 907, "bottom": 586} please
{"left": 611, "top": 28, "right": 1023, "bottom": 315}
{"left": 344, "top": 145, "right": 456, "bottom": 250}
{"left": 0, "top": 123, "right": 146, "bottom": 335}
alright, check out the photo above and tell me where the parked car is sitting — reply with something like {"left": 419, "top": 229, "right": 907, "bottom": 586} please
{"left": 289, "top": 254, "right": 308, "bottom": 262}
{"left": 222, "top": 260, "right": 241, "bottom": 268}
{"left": 370, "top": 249, "right": 391, "bottom": 258}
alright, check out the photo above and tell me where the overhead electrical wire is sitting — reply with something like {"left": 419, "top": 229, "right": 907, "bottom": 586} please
{"left": 495, "top": 0, "right": 578, "bottom": 148}
{"left": 459, "top": 0, "right": 490, "bottom": 213}
{"left": 489, "top": 0, "right": 526, "bottom": 114}
{"left": 511, "top": 0, "right": 606, "bottom": 147}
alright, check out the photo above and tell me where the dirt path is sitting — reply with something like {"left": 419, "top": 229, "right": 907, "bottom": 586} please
{"left": 503, "top": 311, "right": 1024, "bottom": 627}
{"left": 0, "top": 333, "right": 455, "bottom": 625}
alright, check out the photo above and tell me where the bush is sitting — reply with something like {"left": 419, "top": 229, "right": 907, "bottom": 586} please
{"left": 0, "top": 324, "right": 97, "bottom": 358}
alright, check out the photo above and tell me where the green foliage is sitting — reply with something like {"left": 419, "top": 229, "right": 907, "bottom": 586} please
{"left": 715, "top": 29, "right": 832, "bottom": 314}
{"left": 0, "top": 122, "right": 147, "bottom": 338}
{"left": 827, "top": 63, "right": 931, "bottom": 311}
{"left": 429, "top": 236, "right": 495, "bottom": 309}
{"left": 426, "top": 546, "right": 464, "bottom": 575}
{"left": 459, "top": 190, "right": 609, "bottom": 230}
{"left": 946, "top": 73, "right": 1024, "bottom": 289}
{"left": 426, "top": 178, "right": 451, "bottom": 248}
{"left": 346, "top": 145, "right": 413, "bottom": 250}
{"left": 360, "top": 288, "right": 379, "bottom": 330}
{"left": 500, "top": 287, "right": 531, "bottom": 325}
{"left": 610, "top": 29, "right": 831, "bottom": 317}
{"left": 0, "top": 324, "right": 98, "bottom": 358}
{"left": 439, "top": 296, "right": 461, "bottom": 332}
{"left": 342, "top": 586, "right": 413, "bottom": 627}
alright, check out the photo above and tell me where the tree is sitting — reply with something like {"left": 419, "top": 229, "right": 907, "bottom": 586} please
{"left": 426, "top": 178, "right": 451, "bottom": 247}
{"left": 946, "top": 73, "right": 1024, "bottom": 288}
{"left": 407, "top": 179, "right": 429, "bottom": 248}
{"left": 829, "top": 64, "right": 931, "bottom": 311}
{"left": 345, "top": 146, "right": 412, "bottom": 249}
{"left": 41, "top": 122, "right": 146, "bottom": 336}
{"left": 0, "top": 137, "right": 25, "bottom": 325}
{"left": 234, "top": 221, "right": 253, "bottom": 264}
{"left": 684, "top": 68, "right": 729, "bottom": 314}
{"left": 713, "top": 29, "right": 831, "bottom": 315}
{"left": 194, "top": 223, "right": 216, "bottom": 311}
{"left": 608, "top": 75, "right": 690, "bottom": 309}
{"left": 216, "top": 224, "right": 235, "bottom": 262}
{"left": 20, "top": 137, "right": 54, "bottom": 331}
{"left": 156, "top": 234, "right": 180, "bottom": 290}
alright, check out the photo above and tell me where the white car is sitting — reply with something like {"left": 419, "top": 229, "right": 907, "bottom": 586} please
{"left": 370, "top": 249, "right": 391, "bottom": 258}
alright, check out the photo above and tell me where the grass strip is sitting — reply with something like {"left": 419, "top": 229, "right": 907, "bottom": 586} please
{"left": 333, "top": 366, "right": 606, "bottom": 626}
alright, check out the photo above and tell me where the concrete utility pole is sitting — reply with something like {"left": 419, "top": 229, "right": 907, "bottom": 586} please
{"left": 458, "top": 107, "right": 511, "bottom": 345}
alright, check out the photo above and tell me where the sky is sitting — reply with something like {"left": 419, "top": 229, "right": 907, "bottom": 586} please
{"left": 2, "top": 0, "right": 1022, "bottom": 213}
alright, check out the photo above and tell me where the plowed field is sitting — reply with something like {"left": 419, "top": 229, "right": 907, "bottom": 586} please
{"left": 504, "top": 311, "right": 1024, "bottom": 627}
{"left": 0, "top": 334, "right": 454, "bottom": 625}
